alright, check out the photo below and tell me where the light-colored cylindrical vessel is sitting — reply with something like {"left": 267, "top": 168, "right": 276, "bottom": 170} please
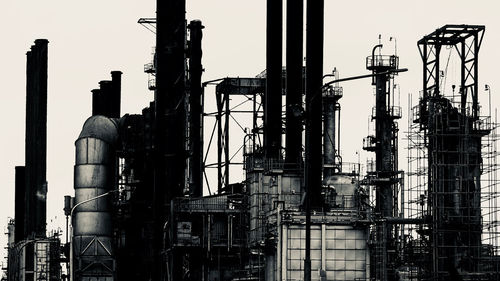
{"left": 73, "top": 115, "right": 118, "bottom": 281}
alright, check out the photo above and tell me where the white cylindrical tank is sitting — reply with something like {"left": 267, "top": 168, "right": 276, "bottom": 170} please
{"left": 73, "top": 115, "right": 118, "bottom": 281}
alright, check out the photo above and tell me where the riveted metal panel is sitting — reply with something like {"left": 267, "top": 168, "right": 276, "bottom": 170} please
{"left": 74, "top": 212, "right": 112, "bottom": 236}
{"left": 74, "top": 165, "right": 111, "bottom": 189}
{"left": 75, "top": 138, "right": 112, "bottom": 165}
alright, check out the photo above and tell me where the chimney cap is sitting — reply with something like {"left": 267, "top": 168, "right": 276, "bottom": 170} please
{"left": 34, "top": 39, "right": 49, "bottom": 44}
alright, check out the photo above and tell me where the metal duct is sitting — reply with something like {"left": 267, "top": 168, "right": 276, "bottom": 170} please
{"left": 188, "top": 20, "right": 204, "bottom": 198}
{"left": 264, "top": 0, "right": 283, "bottom": 159}
{"left": 14, "top": 166, "right": 25, "bottom": 243}
{"left": 24, "top": 39, "right": 48, "bottom": 238}
{"left": 73, "top": 115, "right": 118, "bottom": 281}
{"left": 285, "top": 0, "right": 303, "bottom": 165}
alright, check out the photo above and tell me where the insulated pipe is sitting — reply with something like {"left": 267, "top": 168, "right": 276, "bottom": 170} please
{"left": 285, "top": 0, "right": 304, "bottom": 165}
{"left": 264, "top": 0, "right": 283, "bottom": 159}
{"left": 73, "top": 115, "right": 118, "bottom": 281}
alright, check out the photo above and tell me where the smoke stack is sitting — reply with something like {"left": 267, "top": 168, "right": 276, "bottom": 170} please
{"left": 99, "top": 80, "right": 113, "bottom": 117}
{"left": 188, "top": 20, "right": 204, "bottom": 198}
{"left": 264, "top": 0, "right": 283, "bottom": 159}
{"left": 155, "top": 0, "right": 186, "bottom": 199}
{"left": 25, "top": 39, "right": 48, "bottom": 238}
{"left": 285, "top": 0, "right": 304, "bottom": 165}
{"left": 91, "top": 89, "right": 102, "bottom": 116}
{"left": 110, "top": 71, "right": 122, "bottom": 118}
{"left": 14, "top": 166, "right": 26, "bottom": 243}
{"left": 304, "top": 2, "right": 323, "bottom": 280}
{"left": 154, "top": 0, "right": 186, "bottom": 279}
{"left": 304, "top": 0, "right": 324, "bottom": 208}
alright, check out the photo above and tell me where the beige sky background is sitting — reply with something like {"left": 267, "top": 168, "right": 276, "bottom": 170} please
{"left": 1, "top": 0, "right": 500, "bottom": 263}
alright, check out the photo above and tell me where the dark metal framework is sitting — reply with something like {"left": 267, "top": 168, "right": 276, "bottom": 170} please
{"left": 417, "top": 25, "right": 485, "bottom": 124}
{"left": 410, "top": 25, "right": 500, "bottom": 281}
{"left": 203, "top": 78, "right": 265, "bottom": 193}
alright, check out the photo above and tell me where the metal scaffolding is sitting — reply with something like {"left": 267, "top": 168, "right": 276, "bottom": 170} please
{"left": 406, "top": 92, "right": 500, "bottom": 280}
{"left": 404, "top": 24, "right": 500, "bottom": 281}
{"left": 203, "top": 77, "right": 266, "bottom": 194}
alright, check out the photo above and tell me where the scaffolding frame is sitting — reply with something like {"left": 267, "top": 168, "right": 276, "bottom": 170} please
{"left": 406, "top": 92, "right": 500, "bottom": 280}
{"left": 402, "top": 25, "right": 500, "bottom": 280}
{"left": 203, "top": 77, "right": 266, "bottom": 194}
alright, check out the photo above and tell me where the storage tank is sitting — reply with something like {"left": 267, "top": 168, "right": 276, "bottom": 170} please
{"left": 73, "top": 115, "right": 118, "bottom": 281}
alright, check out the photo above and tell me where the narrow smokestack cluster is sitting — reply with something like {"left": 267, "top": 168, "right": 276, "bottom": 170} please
{"left": 24, "top": 39, "right": 49, "bottom": 239}
{"left": 91, "top": 71, "right": 122, "bottom": 118}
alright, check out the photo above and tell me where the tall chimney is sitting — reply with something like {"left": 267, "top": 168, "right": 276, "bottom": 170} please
{"left": 24, "top": 39, "right": 48, "bottom": 238}
{"left": 264, "top": 0, "right": 283, "bottom": 159}
{"left": 304, "top": 0, "right": 324, "bottom": 209}
{"left": 155, "top": 0, "right": 186, "bottom": 200}
{"left": 14, "top": 166, "right": 26, "bottom": 243}
{"left": 154, "top": 0, "right": 186, "bottom": 279}
{"left": 91, "top": 88, "right": 103, "bottom": 116}
{"left": 304, "top": 1, "right": 324, "bottom": 280}
{"left": 99, "top": 80, "right": 113, "bottom": 117}
{"left": 110, "top": 71, "right": 122, "bottom": 118}
{"left": 285, "top": 0, "right": 304, "bottom": 165}
{"left": 188, "top": 20, "right": 204, "bottom": 198}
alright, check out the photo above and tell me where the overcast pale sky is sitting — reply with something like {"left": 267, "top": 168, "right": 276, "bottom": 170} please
{"left": 1, "top": 0, "right": 500, "bottom": 263}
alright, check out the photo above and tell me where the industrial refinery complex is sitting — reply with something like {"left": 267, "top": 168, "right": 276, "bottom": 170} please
{"left": 2, "top": 0, "right": 500, "bottom": 280}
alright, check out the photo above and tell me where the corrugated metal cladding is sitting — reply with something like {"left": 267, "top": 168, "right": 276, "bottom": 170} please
{"left": 284, "top": 225, "right": 369, "bottom": 281}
